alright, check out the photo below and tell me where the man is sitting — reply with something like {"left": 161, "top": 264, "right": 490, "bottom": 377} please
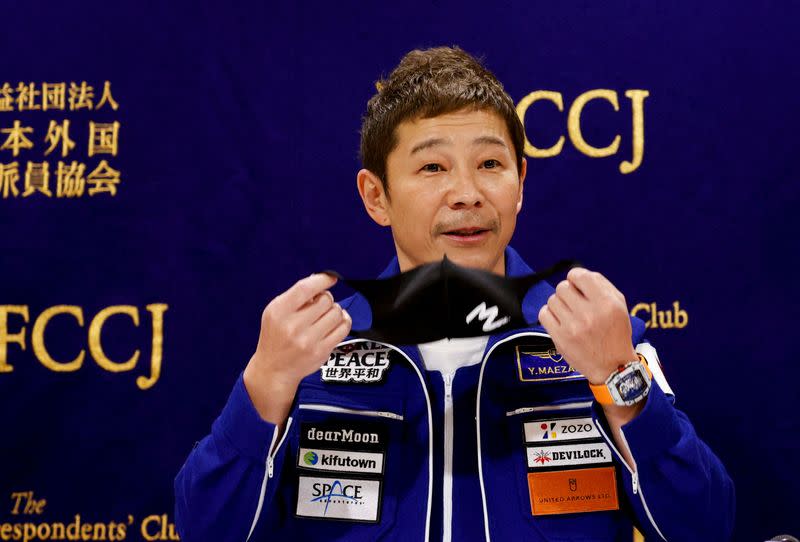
{"left": 175, "top": 46, "right": 734, "bottom": 541}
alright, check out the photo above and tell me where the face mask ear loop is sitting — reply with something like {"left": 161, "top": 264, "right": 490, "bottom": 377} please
{"left": 320, "top": 269, "right": 344, "bottom": 280}
{"left": 509, "top": 259, "right": 583, "bottom": 326}
{"left": 320, "top": 270, "right": 378, "bottom": 336}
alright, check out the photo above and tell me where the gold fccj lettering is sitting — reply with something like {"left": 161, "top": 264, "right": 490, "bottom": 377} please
{"left": 141, "top": 514, "right": 180, "bottom": 541}
{"left": 630, "top": 301, "right": 688, "bottom": 329}
{"left": 0, "top": 304, "right": 168, "bottom": 390}
{"left": 516, "top": 89, "right": 649, "bottom": 174}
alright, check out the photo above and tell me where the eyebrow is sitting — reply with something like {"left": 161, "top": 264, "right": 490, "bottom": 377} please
{"left": 409, "top": 135, "right": 508, "bottom": 155}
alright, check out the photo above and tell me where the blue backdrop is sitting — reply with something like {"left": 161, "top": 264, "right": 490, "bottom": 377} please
{"left": 1, "top": 1, "right": 798, "bottom": 540}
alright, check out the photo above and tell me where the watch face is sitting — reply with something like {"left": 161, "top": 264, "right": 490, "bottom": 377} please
{"left": 614, "top": 370, "right": 647, "bottom": 402}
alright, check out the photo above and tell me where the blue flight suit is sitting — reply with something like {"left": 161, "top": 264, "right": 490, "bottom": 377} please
{"left": 175, "top": 246, "right": 735, "bottom": 541}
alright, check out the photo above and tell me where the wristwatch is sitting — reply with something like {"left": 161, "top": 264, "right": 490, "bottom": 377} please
{"left": 589, "top": 354, "right": 653, "bottom": 407}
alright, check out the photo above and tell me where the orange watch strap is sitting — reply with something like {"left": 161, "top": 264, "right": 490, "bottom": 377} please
{"left": 589, "top": 354, "right": 651, "bottom": 406}
{"left": 589, "top": 380, "right": 615, "bottom": 405}
{"left": 640, "top": 353, "right": 653, "bottom": 379}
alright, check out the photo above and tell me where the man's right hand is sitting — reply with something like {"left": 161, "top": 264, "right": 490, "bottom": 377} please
{"left": 243, "top": 273, "right": 352, "bottom": 425}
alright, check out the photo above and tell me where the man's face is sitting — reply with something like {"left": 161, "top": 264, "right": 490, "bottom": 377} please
{"left": 358, "top": 108, "right": 526, "bottom": 275}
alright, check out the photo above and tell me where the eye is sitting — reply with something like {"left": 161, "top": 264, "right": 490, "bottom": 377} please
{"left": 482, "top": 159, "right": 500, "bottom": 169}
{"left": 421, "top": 163, "right": 443, "bottom": 173}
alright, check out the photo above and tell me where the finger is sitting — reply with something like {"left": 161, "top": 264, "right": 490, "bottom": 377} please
{"left": 590, "top": 271, "right": 626, "bottom": 301}
{"left": 538, "top": 304, "right": 559, "bottom": 331}
{"left": 566, "top": 267, "right": 603, "bottom": 299}
{"left": 280, "top": 273, "right": 338, "bottom": 311}
{"left": 555, "top": 280, "right": 587, "bottom": 312}
{"left": 546, "top": 294, "right": 567, "bottom": 325}
{"left": 321, "top": 309, "right": 352, "bottom": 348}
{"left": 571, "top": 269, "right": 625, "bottom": 304}
{"left": 300, "top": 289, "right": 334, "bottom": 309}
{"left": 308, "top": 302, "right": 347, "bottom": 341}
{"left": 295, "top": 290, "right": 335, "bottom": 324}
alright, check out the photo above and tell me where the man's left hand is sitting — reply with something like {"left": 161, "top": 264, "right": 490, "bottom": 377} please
{"left": 537, "top": 267, "right": 638, "bottom": 385}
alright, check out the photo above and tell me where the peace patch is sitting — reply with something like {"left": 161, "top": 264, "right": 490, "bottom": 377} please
{"left": 321, "top": 342, "right": 392, "bottom": 383}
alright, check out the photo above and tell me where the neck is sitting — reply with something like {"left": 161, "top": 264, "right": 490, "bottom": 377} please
{"left": 395, "top": 250, "right": 506, "bottom": 276}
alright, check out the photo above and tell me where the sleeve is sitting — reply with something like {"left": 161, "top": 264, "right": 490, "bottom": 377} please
{"left": 174, "top": 373, "right": 294, "bottom": 542}
{"left": 591, "top": 344, "right": 736, "bottom": 541}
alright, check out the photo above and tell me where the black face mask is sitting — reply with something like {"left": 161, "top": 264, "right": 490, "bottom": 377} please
{"left": 324, "top": 257, "right": 579, "bottom": 345}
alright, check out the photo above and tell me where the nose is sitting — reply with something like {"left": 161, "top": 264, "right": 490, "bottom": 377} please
{"left": 445, "top": 170, "right": 483, "bottom": 209}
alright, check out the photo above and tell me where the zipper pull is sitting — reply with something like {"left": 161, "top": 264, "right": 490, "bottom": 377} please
{"left": 444, "top": 373, "right": 454, "bottom": 400}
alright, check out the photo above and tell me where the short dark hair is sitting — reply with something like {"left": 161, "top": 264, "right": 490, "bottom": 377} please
{"left": 359, "top": 46, "right": 525, "bottom": 193}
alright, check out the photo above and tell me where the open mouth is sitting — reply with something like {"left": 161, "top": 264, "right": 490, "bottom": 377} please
{"left": 444, "top": 227, "right": 490, "bottom": 237}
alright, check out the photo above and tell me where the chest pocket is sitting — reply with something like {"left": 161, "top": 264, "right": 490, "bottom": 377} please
{"left": 285, "top": 384, "right": 408, "bottom": 541}
{"left": 504, "top": 401, "right": 632, "bottom": 542}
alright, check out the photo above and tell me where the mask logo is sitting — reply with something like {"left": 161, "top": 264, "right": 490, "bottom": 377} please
{"left": 326, "top": 257, "right": 579, "bottom": 344}
{"left": 466, "top": 302, "right": 510, "bottom": 332}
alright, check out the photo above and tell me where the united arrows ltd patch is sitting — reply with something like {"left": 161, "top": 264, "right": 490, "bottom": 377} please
{"left": 527, "top": 467, "right": 619, "bottom": 515}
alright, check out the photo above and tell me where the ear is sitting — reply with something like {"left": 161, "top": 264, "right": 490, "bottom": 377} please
{"left": 357, "top": 168, "right": 391, "bottom": 226}
{"left": 516, "top": 158, "right": 527, "bottom": 214}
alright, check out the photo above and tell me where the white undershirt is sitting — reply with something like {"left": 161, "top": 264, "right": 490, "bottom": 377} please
{"left": 417, "top": 336, "right": 490, "bottom": 374}
{"left": 417, "top": 335, "right": 489, "bottom": 542}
